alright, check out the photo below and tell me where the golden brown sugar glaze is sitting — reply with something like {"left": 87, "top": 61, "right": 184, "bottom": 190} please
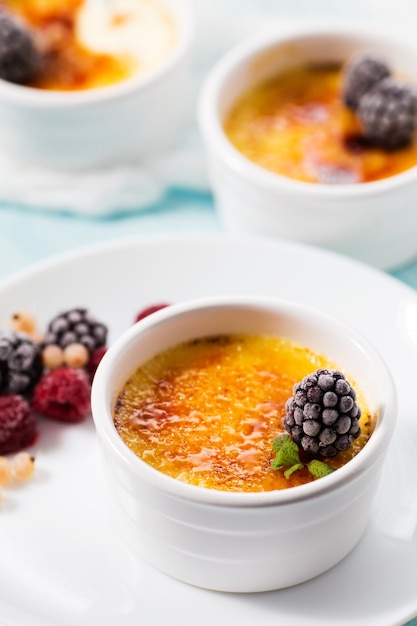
{"left": 114, "top": 334, "right": 374, "bottom": 492}
{"left": 224, "top": 64, "right": 417, "bottom": 184}
{"left": 2, "top": 0, "right": 135, "bottom": 90}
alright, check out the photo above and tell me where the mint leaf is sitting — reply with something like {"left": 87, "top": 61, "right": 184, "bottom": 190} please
{"left": 284, "top": 463, "right": 304, "bottom": 479}
{"left": 271, "top": 435, "right": 336, "bottom": 481}
{"left": 307, "top": 459, "right": 335, "bottom": 479}
{"left": 271, "top": 434, "right": 301, "bottom": 470}
{"left": 272, "top": 433, "right": 293, "bottom": 453}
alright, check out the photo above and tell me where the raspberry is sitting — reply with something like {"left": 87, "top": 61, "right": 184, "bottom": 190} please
{"left": 86, "top": 346, "right": 107, "bottom": 382}
{"left": 134, "top": 303, "right": 170, "bottom": 323}
{"left": 31, "top": 368, "right": 91, "bottom": 423}
{"left": 343, "top": 54, "right": 391, "bottom": 111}
{"left": 44, "top": 308, "right": 107, "bottom": 355}
{"left": 284, "top": 369, "right": 361, "bottom": 458}
{"left": 357, "top": 78, "right": 417, "bottom": 149}
{"left": 0, "top": 11, "right": 41, "bottom": 84}
{"left": 0, "top": 330, "right": 43, "bottom": 395}
{"left": 0, "top": 395, "right": 37, "bottom": 455}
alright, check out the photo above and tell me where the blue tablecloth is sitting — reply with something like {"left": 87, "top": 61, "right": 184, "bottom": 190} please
{"left": 1, "top": 187, "right": 416, "bottom": 290}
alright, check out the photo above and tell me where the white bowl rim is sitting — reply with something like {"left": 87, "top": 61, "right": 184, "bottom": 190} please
{"left": 198, "top": 21, "right": 417, "bottom": 198}
{"left": 91, "top": 294, "right": 397, "bottom": 508}
{"left": 0, "top": 0, "right": 194, "bottom": 109}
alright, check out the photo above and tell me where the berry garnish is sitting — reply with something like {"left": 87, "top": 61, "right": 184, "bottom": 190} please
{"left": 358, "top": 78, "right": 417, "bottom": 149}
{"left": 31, "top": 367, "right": 91, "bottom": 423}
{"left": 43, "top": 308, "right": 107, "bottom": 355}
{"left": 0, "top": 452, "right": 35, "bottom": 487}
{"left": 42, "top": 342, "right": 90, "bottom": 370}
{"left": 343, "top": 54, "right": 391, "bottom": 111}
{"left": 42, "top": 344, "right": 64, "bottom": 370}
{"left": 0, "top": 456, "right": 12, "bottom": 486}
{"left": 11, "top": 451, "right": 35, "bottom": 480}
{"left": 0, "top": 330, "right": 43, "bottom": 395}
{"left": 0, "top": 394, "right": 37, "bottom": 455}
{"left": 0, "top": 12, "right": 41, "bottom": 84}
{"left": 283, "top": 369, "right": 361, "bottom": 458}
{"left": 134, "top": 303, "right": 170, "bottom": 323}
{"left": 62, "top": 343, "right": 89, "bottom": 369}
{"left": 9, "top": 311, "right": 37, "bottom": 337}
{"left": 86, "top": 346, "right": 107, "bottom": 382}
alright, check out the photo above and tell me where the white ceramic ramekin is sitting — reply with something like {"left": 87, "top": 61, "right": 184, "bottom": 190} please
{"left": 198, "top": 24, "right": 417, "bottom": 270}
{"left": 0, "top": 0, "right": 193, "bottom": 170}
{"left": 91, "top": 295, "right": 397, "bottom": 593}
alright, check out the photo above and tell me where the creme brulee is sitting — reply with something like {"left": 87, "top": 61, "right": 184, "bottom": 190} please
{"left": 113, "top": 334, "right": 374, "bottom": 492}
{"left": 3, "top": 0, "right": 177, "bottom": 91}
{"left": 224, "top": 65, "right": 417, "bottom": 184}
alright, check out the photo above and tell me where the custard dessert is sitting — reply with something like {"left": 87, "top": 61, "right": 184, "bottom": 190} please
{"left": 113, "top": 334, "right": 374, "bottom": 492}
{"left": 0, "top": 0, "right": 177, "bottom": 90}
{"left": 224, "top": 63, "right": 417, "bottom": 184}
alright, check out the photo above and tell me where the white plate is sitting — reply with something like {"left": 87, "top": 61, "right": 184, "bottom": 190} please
{"left": 1, "top": 233, "right": 417, "bottom": 626}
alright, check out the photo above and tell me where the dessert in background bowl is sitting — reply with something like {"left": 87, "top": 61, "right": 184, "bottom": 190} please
{"left": 198, "top": 24, "right": 417, "bottom": 270}
{"left": 224, "top": 61, "right": 417, "bottom": 184}
{"left": 91, "top": 295, "right": 397, "bottom": 592}
{"left": 0, "top": 0, "right": 193, "bottom": 169}
{"left": 2, "top": 0, "right": 178, "bottom": 91}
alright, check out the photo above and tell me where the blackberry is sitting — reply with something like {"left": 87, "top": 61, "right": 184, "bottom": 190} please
{"left": 44, "top": 308, "right": 108, "bottom": 355}
{"left": 0, "top": 330, "right": 43, "bottom": 395}
{"left": 357, "top": 78, "right": 417, "bottom": 149}
{"left": 284, "top": 369, "right": 361, "bottom": 458}
{"left": 0, "top": 11, "right": 41, "bottom": 84}
{"left": 343, "top": 54, "right": 390, "bottom": 111}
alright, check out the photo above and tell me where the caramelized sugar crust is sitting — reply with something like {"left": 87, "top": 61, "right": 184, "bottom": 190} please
{"left": 3, "top": 0, "right": 136, "bottom": 90}
{"left": 225, "top": 65, "right": 417, "bottom": 183}
{"left": 114, "top": 335, "right": 373, "bottom": 492}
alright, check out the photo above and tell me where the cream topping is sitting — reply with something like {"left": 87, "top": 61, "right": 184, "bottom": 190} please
{"left": 76, "top": 0, "right": 176, "bottom": 71}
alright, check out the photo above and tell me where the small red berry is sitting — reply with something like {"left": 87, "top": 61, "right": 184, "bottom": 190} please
{"left": 0, "top": 394, "right": 37, "bottom": 455}
{"left": 86, "top": 346, "right": 107, "bottom": 382}
{"left": 31, "top": 368, "right": 91, "bottom": 423}
{"left": 134, "top": 303, "right": 170, "bottom": 323}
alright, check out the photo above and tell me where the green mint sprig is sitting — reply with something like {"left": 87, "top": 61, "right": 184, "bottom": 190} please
{"left": 271, "top": 434, "right": 335, "bottom": 480}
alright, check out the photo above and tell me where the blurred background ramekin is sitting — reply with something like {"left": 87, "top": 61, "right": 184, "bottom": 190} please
{"left": 0, "top": 0, "right": 194, "bottom": 170}
{"left": 198, "top": 24, "right": 417, "bottom": 270}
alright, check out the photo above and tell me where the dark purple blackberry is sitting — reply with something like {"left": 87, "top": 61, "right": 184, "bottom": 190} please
{"left": 343, "top": 54, "right": 391, "bottom": 111}
{"left": 284, "top": 369, "right": 361, "bottom": 458}
{"left": 0, "top": 330, "right": 43, "bottom": 395}
{"left": 0, "top": 11, "right": 41, "bottom": 84}
{"left": 357, "top": 78, "right": 417, "bottom": 149}
{"left": 44, "top": 308, "right": 108, "bottom": 355}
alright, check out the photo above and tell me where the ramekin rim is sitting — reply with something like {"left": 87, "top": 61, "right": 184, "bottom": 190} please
{"left": 91, "top": 294, "right": 397, "bottom": 509}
